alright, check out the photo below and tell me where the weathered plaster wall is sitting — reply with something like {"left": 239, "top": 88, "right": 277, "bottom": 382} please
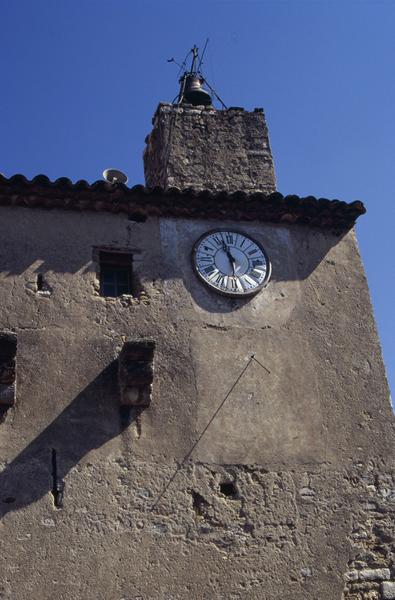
{"left": 0, "top": 206, "right": 393, "bottom": 599}
{"left": 144, "top": 104, "right": 276, "bottom": 194}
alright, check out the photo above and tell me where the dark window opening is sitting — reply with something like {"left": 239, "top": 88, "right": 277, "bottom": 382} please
{"left": 37, "top": 274, "right": 43, "bottom": 291}
{"left": 99, "top": 251, "right": 136, "bottom": 298}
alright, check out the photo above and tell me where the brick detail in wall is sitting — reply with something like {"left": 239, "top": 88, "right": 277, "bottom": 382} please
{"left": 143, "top": 103, "right": 276, "bottom": 194}
{"left": 118, "top": 340, "right": 155, "bottom": 406}
{"left": 342, "top": 470, "right": 395, "bottom": 600}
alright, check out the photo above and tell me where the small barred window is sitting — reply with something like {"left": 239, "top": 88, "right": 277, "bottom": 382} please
{"left": 99, "top": 251, "right": 133, "bottom": 298}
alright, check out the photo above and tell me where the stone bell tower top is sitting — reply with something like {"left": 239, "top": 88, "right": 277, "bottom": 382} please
{"left": 144, "top": 44, "right": 276, "bottom": 193}
{"left": 143, "top": 103, "right": 276, "bottom": 193}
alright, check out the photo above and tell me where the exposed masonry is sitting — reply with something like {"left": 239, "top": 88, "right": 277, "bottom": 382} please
{"left": 31, "top": 458, "right": 391, "bottom": 599}
{"left": 0, "top": 332, "right": 17, "bottom": 405}
{"left": 118, "top": 340, "right": 155, "bottom": 407}
{"left": 342, "top": 470, "right": 395, "bottom": 600}
{"left": 144, "top": 104, "right": 276, "bottom": 193}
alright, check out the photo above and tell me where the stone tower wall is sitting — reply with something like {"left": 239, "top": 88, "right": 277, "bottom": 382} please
{"left": 143, "top": 103, "right": 276, "bottom": 193}
{"left": 0, "top": 204, "right": 393, "bottom": 599}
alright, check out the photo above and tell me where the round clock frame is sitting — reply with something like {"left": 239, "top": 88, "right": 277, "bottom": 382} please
{"left": 192, "top": 229, "right": 272, "bottom": 298}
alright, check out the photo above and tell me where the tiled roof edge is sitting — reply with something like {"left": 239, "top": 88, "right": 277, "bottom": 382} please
{"left": 0, "top": 173, "right": 366, "bottom": 230}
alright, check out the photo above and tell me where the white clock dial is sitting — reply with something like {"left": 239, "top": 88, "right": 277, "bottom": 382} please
{"left": 192, "top": 230, "right": 271, "bottom": 297}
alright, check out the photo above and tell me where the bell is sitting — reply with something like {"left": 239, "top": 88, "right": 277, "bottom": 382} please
{"left": 180, "top": 74, "right": 212, "bottom": 106}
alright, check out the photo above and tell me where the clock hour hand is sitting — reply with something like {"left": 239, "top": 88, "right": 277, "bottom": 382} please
{"left": 222, "top": 243, "right": 237, "bottom": 275}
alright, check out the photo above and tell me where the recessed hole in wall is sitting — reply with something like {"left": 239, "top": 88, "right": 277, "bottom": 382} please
{"left": 128, "top": 212, "right": 147, "bottom": 223}
{"left": 3, "top": 497, "right": 15, "bottom": 504}
{"left": 220, "top": 481, "right": 236, "bottom": 498}
{"left": 191, "top": 490, "right": 209, "bottom": 516}
{"left": 35, "top": 274, "right": 52, "bottom": 296}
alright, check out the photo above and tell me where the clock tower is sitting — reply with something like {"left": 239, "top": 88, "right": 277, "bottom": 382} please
{"left": 0, "top": 61, "right": 393, "bottom": 600}
{"left": 141, "top": 86, "right": 395, "bottom": 598}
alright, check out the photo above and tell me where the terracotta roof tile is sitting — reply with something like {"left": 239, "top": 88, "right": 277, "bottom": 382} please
{"left": 0, "top": 173, "right": 365, "bottom": 230}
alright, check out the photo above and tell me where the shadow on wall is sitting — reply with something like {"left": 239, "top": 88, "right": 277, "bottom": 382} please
{"left": 1, "top": 218, "right": 346, "bottom": 282}
{"left": 0, "top": 361, "right": 135, "bottom": 519}
{"left": 0, "top": 218, "right": 349, "bottom": 317}
{"left": 181, "top": 229, "right": 347, "bottom": 314}
{"left": 0, "top": 239, "right": 93, "bottom": 277}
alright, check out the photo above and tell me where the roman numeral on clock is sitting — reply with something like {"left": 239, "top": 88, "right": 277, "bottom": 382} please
{"left": 243, "top": 274, "right": 257, "bottom": 287}
{"left": 203, "top": 265, "right": 216, "bottom": 275}
{"left": 252, "top": 258, "right": 264, "bottom": 268}
{"left": 213, "top": 273, "right": 224, "bottom": 285}
{"left": 249, "top": 271, "right": 261, "bottom": 282}
{"left": 228, "top": 277, "right": 238, "bottom": 291}
{"left": 213, "top": 235, "right": 223, "bottom": 247}
{"left": 198, "top": 255, "right": 213, "bottom": 263}
{"left": 225, "top": 233, "right": 234, "bottom": 244}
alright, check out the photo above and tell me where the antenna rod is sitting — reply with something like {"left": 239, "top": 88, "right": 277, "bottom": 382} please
{"left": 197, "top": 38, "right": 209, "bottom": 72}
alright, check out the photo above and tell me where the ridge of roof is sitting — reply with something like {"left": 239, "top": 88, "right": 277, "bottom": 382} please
{"left": 0, "top": 173, "right": 365, "bottom": 230}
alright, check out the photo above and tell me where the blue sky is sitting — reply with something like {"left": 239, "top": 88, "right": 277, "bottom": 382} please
{"left": 1, "top": 0, "right": 394, "bottom": 402}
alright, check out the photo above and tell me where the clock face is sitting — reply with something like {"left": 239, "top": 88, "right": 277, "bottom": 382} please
{"left": 192, "top": 230, "right": 271, "bottom": 297}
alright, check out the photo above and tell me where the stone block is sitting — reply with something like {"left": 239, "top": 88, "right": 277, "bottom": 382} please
{"left": 345, "top": 570, "right": 359, "bottom": 582}
{"left": 382, "top": 582, "right": 395, "bottom": 599}
{"left": 359, "top": 569, "right": 391, "bottom": 581}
